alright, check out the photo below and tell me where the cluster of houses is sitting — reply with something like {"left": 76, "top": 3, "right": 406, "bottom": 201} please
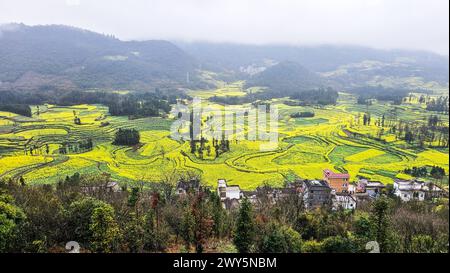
{"left": 210, "top": 169, "right": 448, "bottom": 210}
{"left": 73, "top": 168, "right": 448, "bottom": 211}
{"left": 93, "top": 169, "right": 447, "bottom": 211}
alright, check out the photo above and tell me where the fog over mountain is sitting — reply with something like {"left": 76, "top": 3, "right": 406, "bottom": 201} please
{"left": 0, "top": 0, "right": 448, "bottom": 92}
{"left": 0, "top": 24, "right": 448, "bottom": 92}
{"left": 0, "top": 0, "right": 448, "bottom": 55}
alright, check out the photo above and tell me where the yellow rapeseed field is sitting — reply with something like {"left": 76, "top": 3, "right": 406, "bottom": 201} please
{"left": 0, "top": 90, "right": 448, "bottom": 189}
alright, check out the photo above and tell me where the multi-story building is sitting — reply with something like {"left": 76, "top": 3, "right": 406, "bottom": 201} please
{"left": 302, "top": 180, "right": 332, "bottom": 210}
{"left": 323, "top": 169, "right": 350, "bottom": 193}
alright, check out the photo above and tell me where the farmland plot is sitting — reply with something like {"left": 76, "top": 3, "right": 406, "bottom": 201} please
{"left": 0, "top": 91, "right": 448, "bottom": 189}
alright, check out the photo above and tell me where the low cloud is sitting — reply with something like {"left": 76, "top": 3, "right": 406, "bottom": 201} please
{"left": 0, "top": 0, "right": 448, "bottom": 55}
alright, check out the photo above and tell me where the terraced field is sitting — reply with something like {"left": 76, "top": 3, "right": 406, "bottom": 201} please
{"left": 0, "top": 90, "right": 448, "bottom": 190}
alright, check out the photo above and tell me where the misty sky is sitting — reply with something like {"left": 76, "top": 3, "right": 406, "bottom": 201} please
{"left": 0, "top": 0, "right": 448, "bottom": 55}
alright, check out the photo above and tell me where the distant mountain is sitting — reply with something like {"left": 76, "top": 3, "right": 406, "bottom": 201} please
{"left": 245, "top": 61, "right": 326, "bottom": 93}
{"left": 0, "top": 24, "right": 197, "bottom": 91}
{"left": 176, "top": 42, "right": 449, "bottom": 90}
{"left": 1, "top": 24, "right": 447, "bottom": 94}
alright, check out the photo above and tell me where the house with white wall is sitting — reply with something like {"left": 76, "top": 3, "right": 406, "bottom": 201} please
{"left": 393, "top": 180, "right": 445, "bottom": 201}
{"left": 217, "top": 179, "right": 243, "bottom": 209}
{"left": 332, "top": 192, "right": 357, "bottom": 210}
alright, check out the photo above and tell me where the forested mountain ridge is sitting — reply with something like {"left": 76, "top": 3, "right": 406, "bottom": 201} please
{"left": 177, "top": 42, "right": 449, "bottom": 90}
{"left": 245, "top": 61, "right": 327, "bottom": 93}
{"left": 1, "top": 24, "right": 448, "bottom": 94}
{"left": 0, "top": 23, "right": 198, "bottom": 91}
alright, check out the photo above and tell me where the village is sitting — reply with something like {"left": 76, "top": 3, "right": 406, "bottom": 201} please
{"left": 174, "top": 169, "right": 449, "bottom": 211}
{"left": 84, "top": 167, "right": 449, "bottom": 212}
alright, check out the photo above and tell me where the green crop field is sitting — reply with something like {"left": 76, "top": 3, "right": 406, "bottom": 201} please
{"left": 0, "top": 86, "right": 448, "bottom": 190}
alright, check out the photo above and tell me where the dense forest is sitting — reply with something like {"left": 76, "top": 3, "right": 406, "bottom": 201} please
{"left": 426, "top": 96, "right": 449, "bottom": 114}
{"left": 113, "top": 129, "right": 140, "bottom": 146}
{"left": 210, "top": 87, "right": 338, "bottom": 106}
{"left": 0, "top": 89, "right": 182, "bottom": 118}
{"left": 0, "top": 173, "right": 448, "bottom": 253}
{"left": 107, "top": 94, "right": 172, "bottom": 118}
{"left": 352, "top": 86, "right": 412, "bottom": 105}
{"left": 290, "top": 112, "right": 315, "bottom": 118}
{"left": 289, "top": 88, "right": 338, "bottom": 105}
{"left": 0, "top": 104, "right": 32, "bottom": 117}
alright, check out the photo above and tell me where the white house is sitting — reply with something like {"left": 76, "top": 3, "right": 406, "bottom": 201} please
{"left": 332, "top": 192, "right": 357, "bottom": 210}
{"left": 393, "top": 180, "right": 427, "bottom": 201}
{"left": 226, "top": 185, "right": 242, "bottom": 200}
{"left": 217, "top": 179, "right": 242, "bottom": 204}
